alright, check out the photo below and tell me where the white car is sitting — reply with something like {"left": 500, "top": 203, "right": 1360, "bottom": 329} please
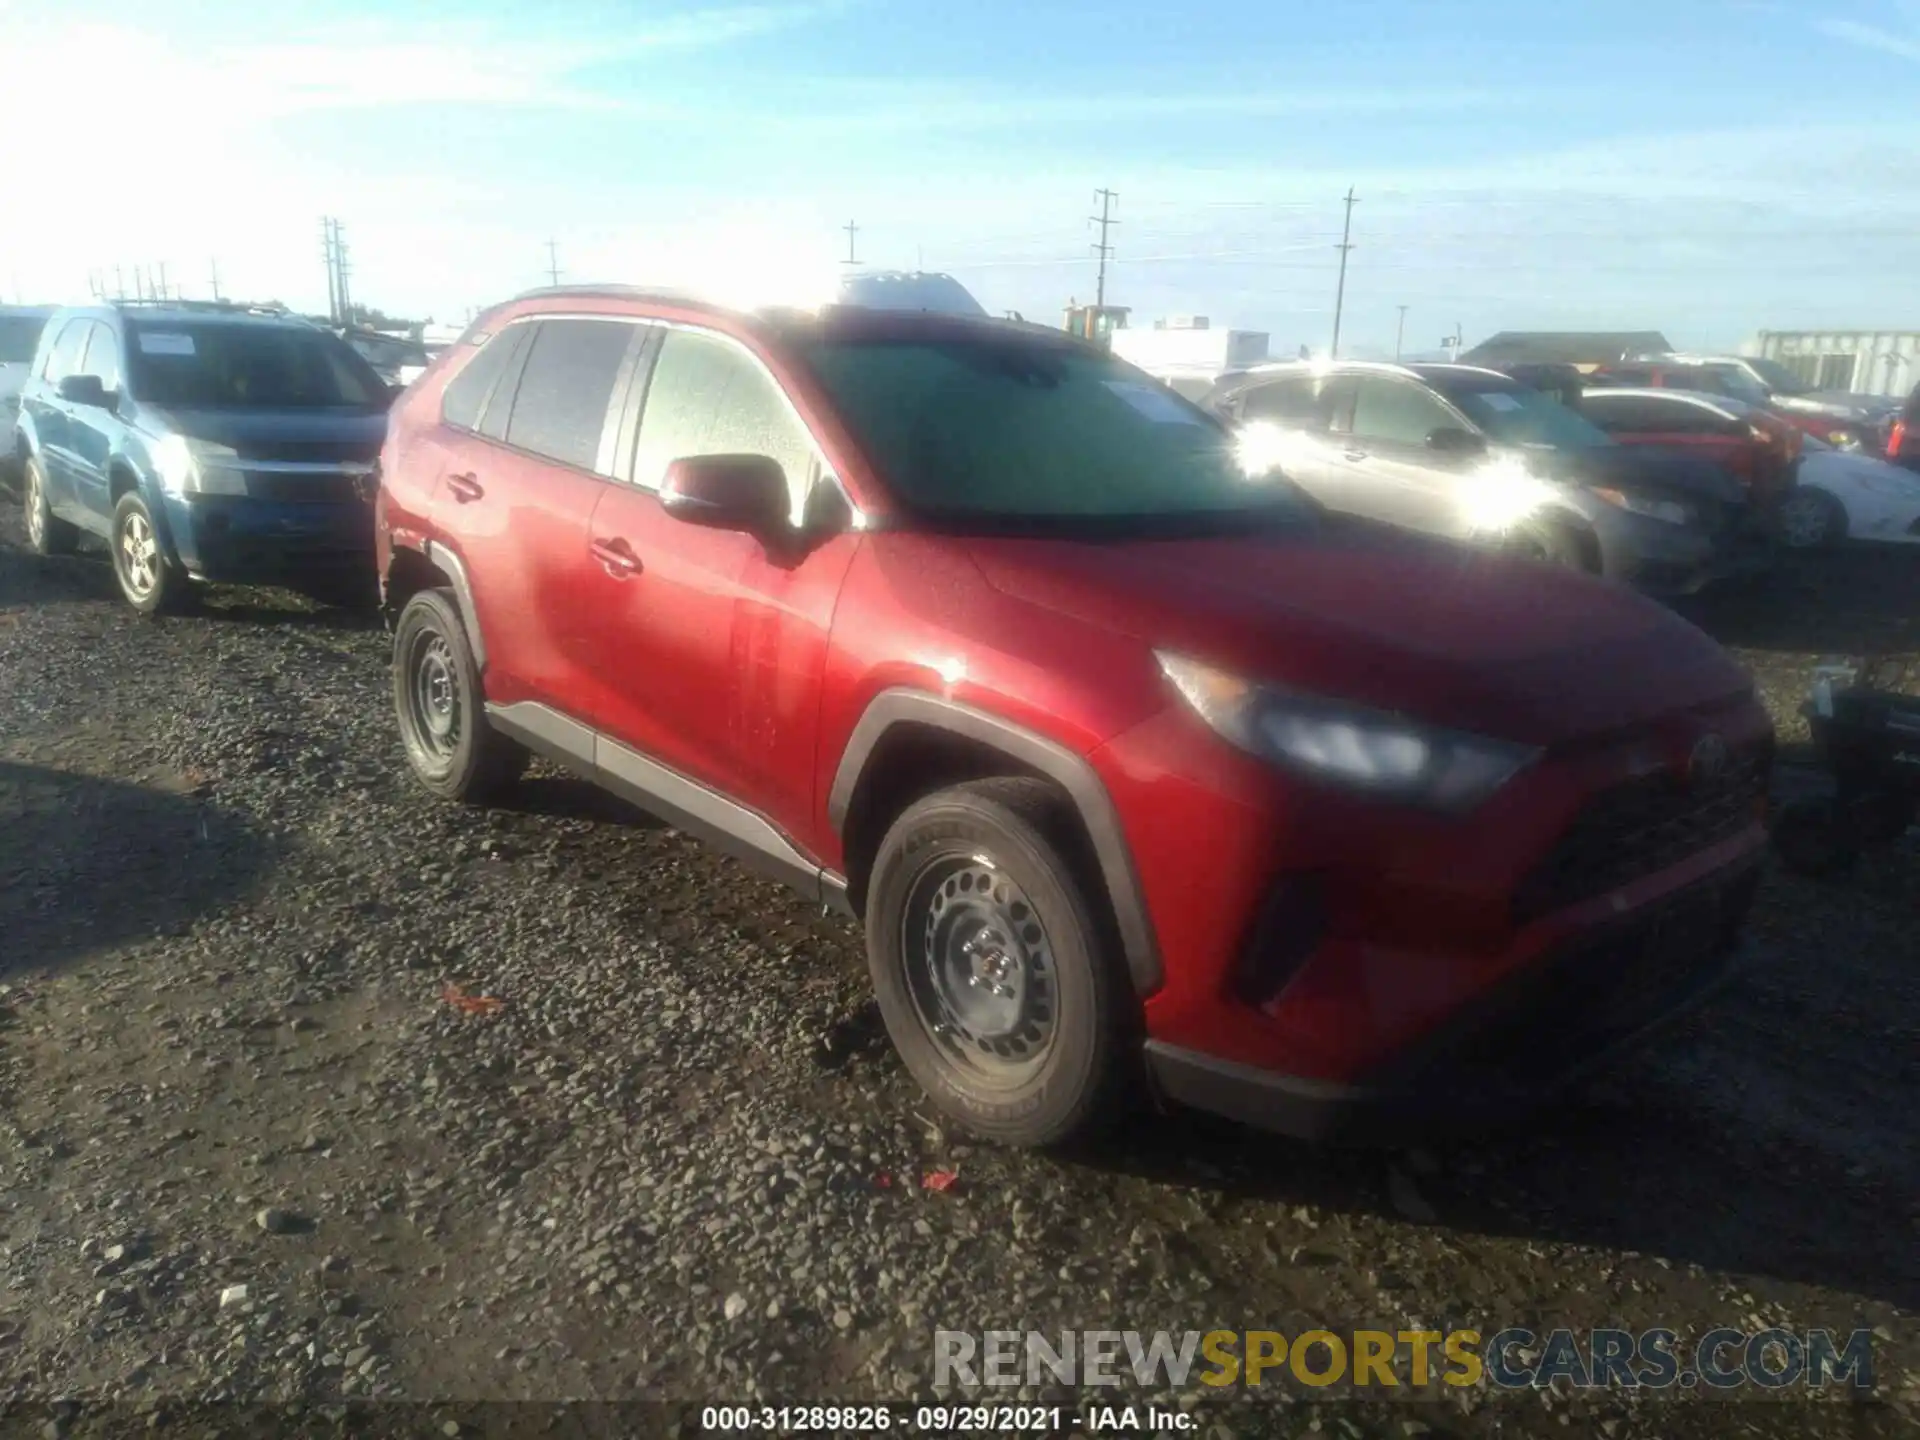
{"left": 1786, "top": 435, "right": 1920, "bottom": 548}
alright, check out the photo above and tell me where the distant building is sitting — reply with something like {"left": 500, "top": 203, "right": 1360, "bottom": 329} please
{"left": 1109, "top": 321, "right": 1269, "bottom": 396}
{"left": 1749, "top": 330, "right": 1920, "bottom": 398}
{"left": 1460, "top": 331, "right": 1672, "bottom": 370}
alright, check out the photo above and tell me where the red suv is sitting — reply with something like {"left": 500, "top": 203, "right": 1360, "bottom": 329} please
{"left": 376, "top": 288, "right": 1773, "bottom": 1148}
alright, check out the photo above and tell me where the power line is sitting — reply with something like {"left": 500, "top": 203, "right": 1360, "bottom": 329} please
{"left": 1395, "top": 304, "right": 1409, "bottom": 362}
{"left": 1330, "top": 186, "right": 1358, "bottom": 359}
{"left": 545, "top": 239, "right": 561, "bottom": 287}
{"left": 209, "top": 259, "right": 222, "bottom": 303}
{"left": 843, "top": 220, "right": 860, "bottom": 266}
{"left": 1090, "top": 188, "right": 1119, "bottom": 308}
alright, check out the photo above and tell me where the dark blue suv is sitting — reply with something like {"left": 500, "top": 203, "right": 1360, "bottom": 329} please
{"left": 11, "top": 302, "right": 392, "bottom": 612}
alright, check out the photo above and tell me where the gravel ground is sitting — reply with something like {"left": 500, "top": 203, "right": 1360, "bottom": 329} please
{"left": 0, "top": 504, "right": 1915, "bottom": 1440}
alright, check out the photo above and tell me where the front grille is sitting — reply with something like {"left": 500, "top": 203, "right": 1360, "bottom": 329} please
{"left": 1445, "top": 867, "right": 1757, "bottom": 1084}
{"left": 1514, "top": 746, "right": 1767, "bottom": 921}
{"left": 239, "top": 471, "right": 366, "bottom": 504}
{"left": 228, "top": 437, "right": 379, "bottom": 465}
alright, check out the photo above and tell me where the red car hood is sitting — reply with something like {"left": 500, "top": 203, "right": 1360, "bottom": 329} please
{"left": 968, "top": 528, "right": 1752, "bottom": 746}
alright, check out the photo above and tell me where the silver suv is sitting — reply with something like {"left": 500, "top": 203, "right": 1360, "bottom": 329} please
{"left": 1200, "top": 361, "right": 1774, "bottom": 596}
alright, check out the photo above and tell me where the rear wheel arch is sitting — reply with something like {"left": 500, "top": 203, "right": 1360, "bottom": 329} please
{"left": 829, "top": 690, "right": 1162, "bottom": 995}
{"left": 385, "top": 539, "right": 488, "bottom": 670}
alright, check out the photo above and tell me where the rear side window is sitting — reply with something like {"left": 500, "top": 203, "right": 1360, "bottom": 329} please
{"left": 631, "top": 329, "right": 817, "bottom": 520}
{"left": 40, "top": 320, "right": 90, "bottom": 382}
{"left": 1240, "top": 377, "right": 1319, "bottom": 426}
{"left": 502, "top": 319, "right": 636, "bottom": 471}
{"left": 441, "top": 330, "right": 521, "bottom": 432}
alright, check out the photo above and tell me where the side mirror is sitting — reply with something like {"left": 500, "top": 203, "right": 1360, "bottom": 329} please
{"left": 660, "top": 454, "right": 790, "bottom": 534}
{"left": 58, "top": 374, "right": 110, "bottom": 409}
{"left": 1425, "top": 426, "right": 1486, "bottom": 457}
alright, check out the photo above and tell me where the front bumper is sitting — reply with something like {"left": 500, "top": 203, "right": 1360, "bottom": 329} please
{"left": 163, "top": 493, "right": 375, "bottom": 585}
{"left": 1593, "top": 507, "right": 1774, "bottom": 596}
{"left": 1146, "top": 864, "right": 1757, "bottom": 1144}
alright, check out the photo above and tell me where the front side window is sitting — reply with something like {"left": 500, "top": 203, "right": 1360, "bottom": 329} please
{"left": 794, "top": 334, "right": 1311, "bottom": 533}
{"left": 40, "top": 320, "right": 89, "bottom": 382}
{"left": 1349, "top": 377, "right": 1459, "bottom": 446}
{"left": 502, "top": 318, "right": 637, "bottom": 470}
{"left": 632, "top": 329, "right": 818, "bottom": 520}
{"left": 81, "top": 323, "right": 122, "bottom": 394}
{"left": 127, "top": 322, "right": 386, "bottom": 409}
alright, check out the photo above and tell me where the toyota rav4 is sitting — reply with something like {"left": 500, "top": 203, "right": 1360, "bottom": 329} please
{"left": 376, "top": 287, "right": 1773, "bottom": 1148}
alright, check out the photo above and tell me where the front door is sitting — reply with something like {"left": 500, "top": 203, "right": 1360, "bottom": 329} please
{"left": 1333, "top": 375, "right": 1475, "bottom": 537}
{"left": 24, "top": 319, "right": 89, "bottom": 519}
{"left": 66, "top": 321, "right": 124, "bottom": 519}
{"left": 574, "top": 324, "right": 860, "bottom": 844}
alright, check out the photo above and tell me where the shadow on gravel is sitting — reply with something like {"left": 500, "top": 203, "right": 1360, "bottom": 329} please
{"left": 1082, "top": 943, "right": 1920, "bottom": 1313}
{"left": 0, "top": 548, "right": 118, "bottom": 608}
{"left": 0, "top": 761, "right": 280, "bottom": 980}
{"left": 194, "top": 592, "right": 385, "bottom": 632}
{"left": 496, "top": 773, "right": 668, "bottom": 830}
{"left": 1677, "top": 549, "right": 1920, "bottom": 658}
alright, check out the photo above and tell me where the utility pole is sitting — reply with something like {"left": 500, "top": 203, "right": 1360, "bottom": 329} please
{"left": 843, "top": 221, "right": 860, "bottom": 266}
{"left": 1090, "top": 188, "right": 1118, "bottom": 309}
{"left": 545, "top": 239, "right": 561, "bottom": 287}
{"left": 1329, "top": 186, "right": 1358, "bottom": 359}
{"left": 321, "top": 218, "right": 339, "bottom": 324}
{"left": 1442, "top": 323, "right": 1463, "bottom": 362}
{"left": 336, "top": 222, "right": 352, "bottom": 325}
{"left": 157, "top": 261, "right": 169, "bottom": 302}
{"left": 114, "top": 265, "right": 125, "bottom": 301}
{"left": 209, "top": 259, "right": 223, "bottom": 302}
{"left": 1395, "top": 305, "right": 1409, "bottom": 362}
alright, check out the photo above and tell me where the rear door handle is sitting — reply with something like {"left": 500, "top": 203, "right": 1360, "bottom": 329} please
{"left": 447, "top": 471, "right": 484, "bottom": 503}
{"left": 591, "top": 536, "right": 643, "bottom": 577}
{"left": 1342, "top": 449, "right": 1368, "bottom": 462}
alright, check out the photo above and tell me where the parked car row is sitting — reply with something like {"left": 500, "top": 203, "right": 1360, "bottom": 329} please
{"left": 1, "top": 285, "right": 1789, "bottom": 1149}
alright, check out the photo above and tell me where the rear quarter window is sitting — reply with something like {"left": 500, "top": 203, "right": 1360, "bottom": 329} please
{"left": 440, "top": 329, "right": 523, "bottom": 432}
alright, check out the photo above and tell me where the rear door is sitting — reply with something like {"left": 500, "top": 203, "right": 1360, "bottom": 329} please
{"left": 25, "top": 319, "right": 90, "bottom": 514}
{"left": 1330, "top": 375, "right": 1472, "bottom": 535}
{"left": 1229, "top": 373, "right": 1346, "bottom": 494}
{"left": 435, "top": 315, "right": 646, "bottom": 710}
{"left": 576, "top": 323, "right": 861, "bottom": 841}
{"left": 66, "top": 321, "right": 125, "bottom": 519}
{"left": 1582, "top": 392, "right": 1750, "bottom": 478}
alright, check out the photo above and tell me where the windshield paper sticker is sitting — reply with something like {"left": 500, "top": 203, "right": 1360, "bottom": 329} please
{"left": 1478, "top": 392, "right": 1523, "bottom": 412}
{"left": 1103, "top": 380, "right": 1206, "bottom": 425}
{"left": 137, "top": 332, "right": 197, "bottom": 357}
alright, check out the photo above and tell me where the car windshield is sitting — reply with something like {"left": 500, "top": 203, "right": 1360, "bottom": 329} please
{"left": 1425, "top": 375, "right": 1614, "bottom": 449}
{"left": 0, "top": 316, "right": 48, "bottom": 364}
{"left": 796, "top": 335, "right": 1313, "bottom": 534}
{"left": 127, "top": 322, "right": 387, "bottom": 409}
{"left": 1703, "top": 365, "right": 1772, "bottom": 405}
{"left": 1744, "top": 358, "right": 1811, "bottom": 395}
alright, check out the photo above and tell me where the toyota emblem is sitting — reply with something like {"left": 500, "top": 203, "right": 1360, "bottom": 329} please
{"left": 1688, "top": 733, "right": 1731, "bottom": 787}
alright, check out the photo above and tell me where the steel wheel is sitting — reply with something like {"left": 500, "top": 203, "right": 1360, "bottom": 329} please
{"left": 901, "top": 854, "right": 1059, "bottom": 1090}
{"left": 23, "top": 461, "right": 45, "bottom": 550}
{"left": 1778, "top": 489, "right": 1840, "bottom": 549}
{"left": 401, "top": 628, "right": 463, "bottom": 774}
{"left": 117, "top": 509, "right": 160, "bottom": 599}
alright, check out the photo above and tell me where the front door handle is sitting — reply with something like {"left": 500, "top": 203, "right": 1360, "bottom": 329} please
{"left": 591, "top": 536, "right": 643, "bottom": 577}
{"left": 447, "top": 471, "right": 484, "bottom": 503}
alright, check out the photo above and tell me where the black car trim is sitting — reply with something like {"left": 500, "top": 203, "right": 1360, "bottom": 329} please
{"left": 422, "top": 541, "right": 487, "bottom": 671}
{"left": 485, "top": 699, "right": 852, "bottom": 913}
{"left": 827, "top": 688, "right": 1163, "bottom": 994}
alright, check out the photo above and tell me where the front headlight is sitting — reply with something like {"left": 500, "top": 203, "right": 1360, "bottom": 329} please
{"left": 1591, "top": 486, "right": 1693, "bottom": 526}
{"left": 1157, "top": 652, "right": 1539, "bottom": 812}
{"left": 151, "top": 435, "right": 246, "bottom": 497}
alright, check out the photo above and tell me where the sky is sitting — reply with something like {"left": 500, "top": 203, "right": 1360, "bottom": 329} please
{"left": 2, "top": 0, "right": 1918, "bottom": 356}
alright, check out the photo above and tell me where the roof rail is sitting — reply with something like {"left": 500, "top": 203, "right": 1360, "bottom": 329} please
{"left": 112, "top": 298, "right": 297, "bottom": 319}
{"left": 510, "top": 282, "right": 728, "bottom": 308}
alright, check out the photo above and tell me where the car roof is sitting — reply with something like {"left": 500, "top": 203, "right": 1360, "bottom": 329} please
{"left": 1210, "top": 358, "right": 1518, "bottom": 388}
{"left": 489, "top": 284, "right": 1094, "bottom": 353}
{"left": 1582, "top": 386, "right": 1749, "bottom": 417}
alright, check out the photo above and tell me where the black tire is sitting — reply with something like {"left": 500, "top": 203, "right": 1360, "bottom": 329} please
{"left": 110, "top": 491, "right": 191, "bottom": 614}
{"left": 21, "top": 454, "right": 79, "bottom": 557}
{"left": 1851, "top": 789, "right": 1917, "bottom": 847}
{"left": 1771, "top": 797, "right": 1861, "bottom": 877}
{"left": 865, "top": 777, "right": 1128, "bottom": 1148}
{"left": 1776, "top": 487, "right": 1846, "bottom": 551}
{"left": 391, "top": 588, "right": 528, "bottom": 803}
